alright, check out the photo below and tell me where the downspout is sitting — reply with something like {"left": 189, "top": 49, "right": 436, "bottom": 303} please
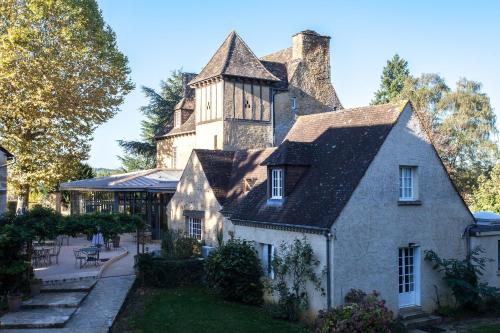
{"left": 463, "top": 223, "right": 475, "bottom": 260}
{"left": 325, "top": 231, "right": 333, "bottom": 309}
{"left": 271, "top": 89, "right": 278, "bottom": 146}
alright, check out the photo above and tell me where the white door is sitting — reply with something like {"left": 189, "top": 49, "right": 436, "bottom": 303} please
{"left": 398, "top": 246, "right": 420, "bottom": 308}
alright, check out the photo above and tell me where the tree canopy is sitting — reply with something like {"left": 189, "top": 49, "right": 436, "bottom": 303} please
{"left": 471, "top": 163, "right": 500, "bottom": 214}
{"left": 118, "top": 70, "right": 183, "bottom": 171}
{"left": 0, "top": 0, "right": 133, "bottom": 210}
{"left": 371, "top": 54, "right": 410, "bottom": 105}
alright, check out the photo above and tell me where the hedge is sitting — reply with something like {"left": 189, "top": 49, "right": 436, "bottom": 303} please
{"left": 136, "top": 253, "right": 204, "bottom": 288}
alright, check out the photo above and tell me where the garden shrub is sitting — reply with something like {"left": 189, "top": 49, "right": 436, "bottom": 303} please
{"left": 425, "top": 247, "right": 499, "bottom": 309}
{"left": 314, "top": 290, "right": 394, "bottom": 333}
{"left": 136, "top": 253, "right": 204, "bottom": 288}
{"left": 205, "top": 239, "right": 263, "bottom": 305}
{"left": 268, "top": 237, "right": 323, "bottom": 321}
{"left": 162, "top": 229, "right": 200, "bottom": 259}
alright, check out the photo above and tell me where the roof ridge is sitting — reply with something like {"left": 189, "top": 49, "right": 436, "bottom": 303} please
{"left": 220, "top": 31, "right": 237, "bottom": 75}
{"left": 230, "top": 32, "right": 278, "bottom": 80}
{"left": 297, "top": 100, "right": 407, "bottom": 120}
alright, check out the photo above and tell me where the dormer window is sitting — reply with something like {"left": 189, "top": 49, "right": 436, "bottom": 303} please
{"left": 174, "top": 110, "right": 181, "bottom": 128}
{"left": 271, "top": 168, "right": 283, "bottom": 199}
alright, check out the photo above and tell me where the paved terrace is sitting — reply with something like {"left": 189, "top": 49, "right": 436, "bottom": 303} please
{"left": 1, "top": 235, "right": 160, "bottom": 332}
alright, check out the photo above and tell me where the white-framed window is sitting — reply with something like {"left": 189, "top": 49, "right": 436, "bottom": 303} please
{"left": 291, "top": 97, "right": 297, "bottom": 110}
{"left": 260, "top": 243, "right": 275, "bottom": 279}
{"left": 271, "top": 168, "right": 283, "bottom": 199}
{"left": 174, "top": 110, "right": 181, "bottom": 128}
{"left": 399, "top": 166, "right": 417, "bottom": 200}
{"left": 188, "top": 217, "right": 202, "bottom": 240}
{"left": 171, "top": 147, "right": 177, "bottom": 169}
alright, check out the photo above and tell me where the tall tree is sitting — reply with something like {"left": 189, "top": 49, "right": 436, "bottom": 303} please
{"left": 397, "top": 75, "right": 498, "bottom": 201}
{"left": 118, "top": 70, "right": 183, "bottom": 171}
{"left": 471, "top": 163, "right": 500, "bottom": 214}
{"left": 0, "top": 0, "right": 133, "bottom": 211}
{"left": 371, "top": 54, "right": 410, "bottom": 105}
{"left": 437, "top": 79, "right": 498, "bottom": 198}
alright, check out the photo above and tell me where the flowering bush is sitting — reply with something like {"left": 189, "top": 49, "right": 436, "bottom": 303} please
{"left": 314, "top": 290, "right": 394, "bottom": 333}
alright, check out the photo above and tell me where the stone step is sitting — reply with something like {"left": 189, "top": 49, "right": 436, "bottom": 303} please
{"left": 41, "top": 279, "right": 96, "bottom": 293}
{"left": 399, "top": 306, "right": 427, "bottom": 320}
{"left": 22, "top": 292, "right": 88, "bottom": 308}
{"left": 403, "top": 315, "right": 442, "bottom": 330}
{"left": 0, "top": 307, "right": 76, "bottom": 329}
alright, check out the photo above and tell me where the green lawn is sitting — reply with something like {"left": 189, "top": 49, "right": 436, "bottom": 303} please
{"left": 469, "top": 325, "right": 500, "bottom": 333}
{"left": 113, "top": 287, "right": 306, "bottom": 333}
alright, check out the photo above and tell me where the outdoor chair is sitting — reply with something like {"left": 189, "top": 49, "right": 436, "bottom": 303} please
{"left": 49, "top": 243, "right": 61, "bottom": 265}
{"left": 73, "top": 249, "right": 86, "bottom": 268}
{"left": 84, "top": 249, "right": 100, "bottom": 267}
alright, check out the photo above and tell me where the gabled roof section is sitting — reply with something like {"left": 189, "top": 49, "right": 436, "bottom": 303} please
{"left": 230, "top": 101, "right": 407, "bottom": 230}
{"left": 156, "top": 112, "right": 196, "bottom": 139}
{"left": 194, "top": 150, "right": 236, "bottom": 205}
{"left": 189, "top": 31, "right": 280, "bottom": 85}
{"left": 262, "top": 141, "right": 311, "bottom": 166}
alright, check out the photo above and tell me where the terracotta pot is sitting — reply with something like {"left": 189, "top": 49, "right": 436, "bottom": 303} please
{"left": 7, "top": 293, "right": 22, "bottom": 312}
{"left": 30, "top": 280, "right": 42, "bottom": 297}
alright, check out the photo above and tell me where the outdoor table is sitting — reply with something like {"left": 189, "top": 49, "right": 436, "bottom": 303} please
{"left": 80, "top": 247, "right": 100, "bottom": 267}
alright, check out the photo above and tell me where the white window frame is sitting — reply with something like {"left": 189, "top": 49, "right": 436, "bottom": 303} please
{"left": 174, "top": 110, "right": 181, "bottom": 128}
{"left": 187, "top": 217, "right": 203, "bottom": 241}
{"left": 260, "top": 243, "right": 275, "bottom": 279}
{"left": 271, "top": 168, "right": 283, "bottom": 199}
{"left": 399, "top": 166, "right": 417, "bottom": 201}
{"left": 171, "top": 147, "right": 177, "bottom": 169}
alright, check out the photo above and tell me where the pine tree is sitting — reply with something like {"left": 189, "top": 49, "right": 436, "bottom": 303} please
{"left": 118, "top": 70, "right": 183, "bottom": 171}
{"left": 372, "top": 54, "right": 410, "bottom": 105}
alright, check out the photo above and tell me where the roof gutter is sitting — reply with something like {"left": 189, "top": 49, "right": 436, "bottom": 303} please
{"left": 230, "top": 218, "right": 329, "bottom": 234}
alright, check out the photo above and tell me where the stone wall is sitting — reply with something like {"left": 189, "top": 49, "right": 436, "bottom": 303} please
{"left": 223, "top": 119, "right": 272, "bottom": 150}
{"left": 167, "top": 151, "right": 223, "bottom": 247}
{"left": 156, "top": 133, "right": 196, "bottom": 169}
{"left": 471, "top": 235, "right": 500, "bottom": 289}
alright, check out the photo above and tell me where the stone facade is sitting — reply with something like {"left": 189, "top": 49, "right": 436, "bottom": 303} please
{"left": 155, "top": 30, "right": 342, "bottom": 170}
{"left": 167, "top": 151, "right": 223, "bottom": 247}
{"left": 232, "top": 104, "right": 473, "bottom": 314}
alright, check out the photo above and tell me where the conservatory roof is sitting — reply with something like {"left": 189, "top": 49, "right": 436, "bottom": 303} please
{"left": 60, "top": 168, "right": 183, "bottom": 192}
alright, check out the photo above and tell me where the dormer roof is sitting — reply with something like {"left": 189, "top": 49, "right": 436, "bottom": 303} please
{"left": 189, "top": 31, "right": 280, "bottom": 86}
{"left": 230, "top": 101, "right": 408, "bottom": 230}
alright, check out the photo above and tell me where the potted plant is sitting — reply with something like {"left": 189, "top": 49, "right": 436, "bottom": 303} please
{"left": 7, "top": 290, "right": 22, "bottom": 312}
{"left": 30, "top": 278, "right": 42, "bottom": 296}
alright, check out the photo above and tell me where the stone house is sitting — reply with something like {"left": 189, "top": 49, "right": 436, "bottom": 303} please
{"left": 0, "top": 146, "right": 14, "bottom": 214}
{"left": 167, "top": 100, "right": 474, "bottom": 314}
{"left": 155, "top": 30, "right": 342, "bottom": 170}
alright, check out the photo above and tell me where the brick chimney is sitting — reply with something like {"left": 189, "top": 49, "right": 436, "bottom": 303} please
{"left": 181, "top": 73, "right": 197, "bottom": 99}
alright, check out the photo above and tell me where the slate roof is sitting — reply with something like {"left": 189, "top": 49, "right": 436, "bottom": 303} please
{"left": 230, "top": 101, "right": 408, "bottom": 230}
{"left": 194, "top": 150, "right": 236, "bottom": 205}
{"left": 192, "top": 148, "right": 275, "bottom": 209}
{"left": 60, "top": 169, "right": 182, "bottom": 192}
{"left": 189, "top": 31, "right": 280, "bottom": 85}
{"left": 157, "top": 112, "right": 196, "bottom": 139}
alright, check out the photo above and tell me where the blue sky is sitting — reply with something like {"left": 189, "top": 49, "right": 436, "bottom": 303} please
{"left": 90, "top": 0, "right": 500, "bottom": 169}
